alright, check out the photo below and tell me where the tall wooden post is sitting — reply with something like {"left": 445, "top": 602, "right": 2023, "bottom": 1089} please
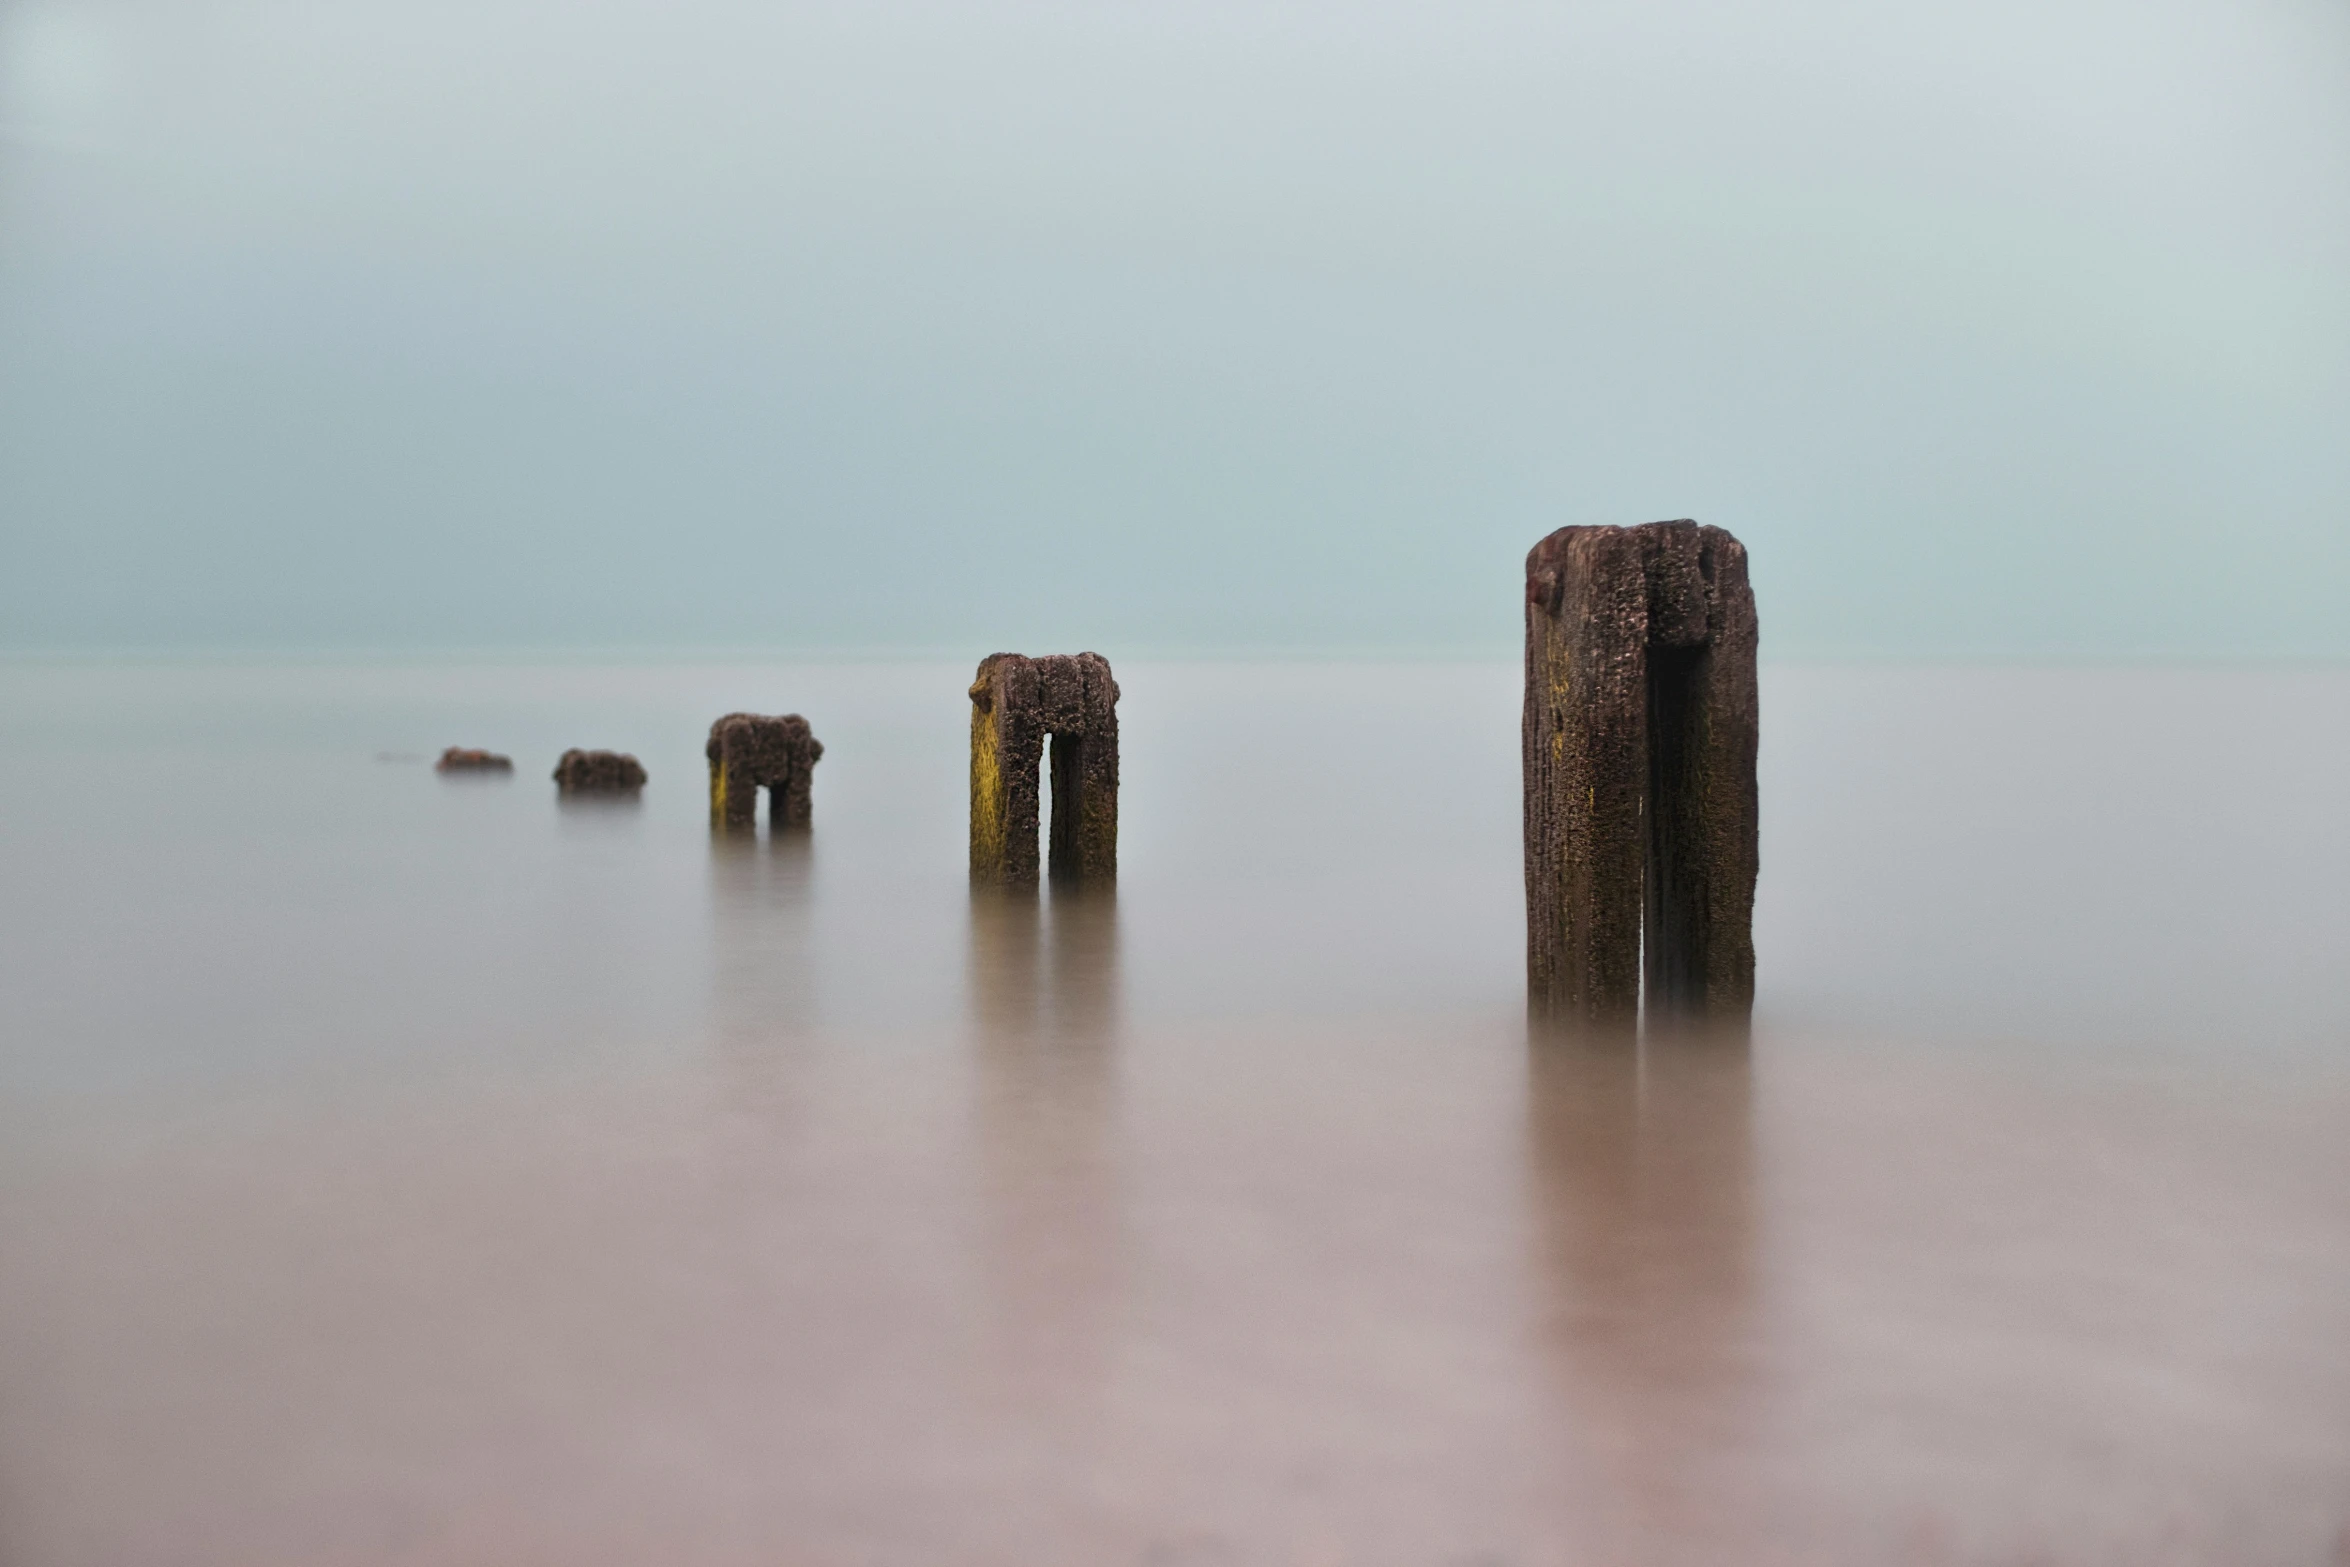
{"left": 1524, "top": 521, "right": 1757, "bottom": 1027}
{"left": 970, "top": 652, "right": 1119, "bottom": 887}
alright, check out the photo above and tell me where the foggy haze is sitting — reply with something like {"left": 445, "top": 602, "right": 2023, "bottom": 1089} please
{"left": 2, "top": 0, "right": 2345, "bottom": 655}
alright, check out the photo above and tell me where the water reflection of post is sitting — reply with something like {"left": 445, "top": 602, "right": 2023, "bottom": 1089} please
{"left": 707, "top": 830, "right": 819, "bottom": 1069}
{"left": 1524, "top": 1022, "right": 1759, "bottom": 1560}
{"left": 555, "top": 792, "right": 645, "bottom": 824}
{"left": 964, "top": 883, "right": 1123, "bottom": 1410}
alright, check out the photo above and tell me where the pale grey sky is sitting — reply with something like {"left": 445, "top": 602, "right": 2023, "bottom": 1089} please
{"left": 2, "top": 0, "right": 2345, "bottom": 656}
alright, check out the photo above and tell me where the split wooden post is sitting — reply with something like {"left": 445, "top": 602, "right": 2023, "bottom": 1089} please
{"left": 706, "top": 713, "right": 823, "bottom": 830}
{"left": 1524, "top": 521, "right": 1758, "bottom": 1027}
{"left": 969, "top": 652, "right": 1119, "bottom": 886}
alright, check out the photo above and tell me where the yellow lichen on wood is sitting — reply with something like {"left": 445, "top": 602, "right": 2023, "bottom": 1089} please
{"left": 969, "top": 688, "right": 1005, "bottom": 877}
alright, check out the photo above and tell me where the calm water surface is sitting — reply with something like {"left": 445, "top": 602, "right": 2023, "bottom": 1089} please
{"left": 1, "top": 661, "right": 2346, "bottom": 1565}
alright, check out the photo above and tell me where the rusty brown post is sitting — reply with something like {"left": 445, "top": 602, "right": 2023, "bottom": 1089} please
{"left": 1524, "top": 520, "right": 1757, "bottom": 1027}
{"left": 706, "top": 713, "right": 824, "bottom": 830}
{"left": 970, "top": 652, "right": 1119, "bottom": 887}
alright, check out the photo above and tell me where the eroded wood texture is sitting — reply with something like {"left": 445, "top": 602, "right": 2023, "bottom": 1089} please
{"left": 552, "top": 749, "right": 647, "bottom": 793}
{"left": 970, "top": 652, "right": 1119, "bottom": 887}
{"left": 1525, "top": 521, "right": 1757, "bottom": 1027}
{"left": 706, "top": 713, "right": 824, "bottom": 830}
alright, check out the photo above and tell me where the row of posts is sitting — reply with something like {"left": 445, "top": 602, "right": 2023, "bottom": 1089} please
{"left": 710, "top": 520, "right": 1757, "bottom": 1031}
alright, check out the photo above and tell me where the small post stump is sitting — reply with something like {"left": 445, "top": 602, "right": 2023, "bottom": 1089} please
{"left": 969, "top": 652, "right": 1119, "bottom": 886}
{"left": 706, "top": 713, "right": 824, "bottom": 830}
{"left": 552, "top": 749, "right": 647, "bottom": 793}
{"left": 1524, "top": 520, "right": 1758, "bottom": 1027}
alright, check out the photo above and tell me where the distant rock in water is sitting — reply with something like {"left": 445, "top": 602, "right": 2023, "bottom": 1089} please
{"left": 434, "top": 747, "right": 513, "bottom": 773}
{"left": 553, "top": 749, "right": 647, "bottom": 793}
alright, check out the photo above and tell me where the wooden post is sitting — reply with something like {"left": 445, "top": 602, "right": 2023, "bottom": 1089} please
{"left": 707, "top": 713, "right": 824, "bottom": 830}
{"left": 1524, "top": 521, "right": 1757, "bottom": 1026}
{"left": 552, "top": 749, "right": 646, "bottom": 793}
{"left": 970, "top": 652, "right": 1119, "bottom": 886}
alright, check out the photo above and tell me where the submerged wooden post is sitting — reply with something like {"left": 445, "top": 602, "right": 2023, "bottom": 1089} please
{"left": 970, "top": 652, "right": 1119, "bottom": 886}
{"left": 1524, "top": 520, "right": 1758, "bottom": 1027}
{"left": 553, "top": 749, "right": 647, "bottom": 793}
{"left": 706, "top": 713, "right": 824, "bottom": 830}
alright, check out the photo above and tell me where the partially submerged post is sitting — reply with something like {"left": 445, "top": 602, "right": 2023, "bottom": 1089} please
{"left": 969, "top": 653, "right": 1118, "bottom": 886}
{"left": 1524, "top": 521, "right": 1758, "bottom": 1028}
{"left": 707, "top": 713, "right": 823, "bottom": 830}
{"left": 552, "top": 749, "right": 647, "bottom": 793}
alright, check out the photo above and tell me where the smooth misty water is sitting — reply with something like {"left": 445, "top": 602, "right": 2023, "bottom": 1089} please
{"left": 1, "top": 661, "right": 2347, "bottom": 1566}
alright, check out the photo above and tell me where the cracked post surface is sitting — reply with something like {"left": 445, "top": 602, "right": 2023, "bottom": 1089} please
{"left": 1524, "top": 521, "right": 1757, "bottom": 1027}
{"left": 706, "top": 713, "right": 824, "bottom": 831}
{"left": 970, "top": 652, "right": 1119, "bottom": 887}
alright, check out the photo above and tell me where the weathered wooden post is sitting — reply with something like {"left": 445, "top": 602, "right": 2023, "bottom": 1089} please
{"left": 552, "top": 749, "right": 647, "bottom": 793}
{"left": 706, "top": 713, "right": 823, "bottom": 830}
{"left": 1524, "top": 520, "right": 1758, "bottom": 1027}
{"left": 970, "top": 652, "right": 1119, "bottom": 886}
